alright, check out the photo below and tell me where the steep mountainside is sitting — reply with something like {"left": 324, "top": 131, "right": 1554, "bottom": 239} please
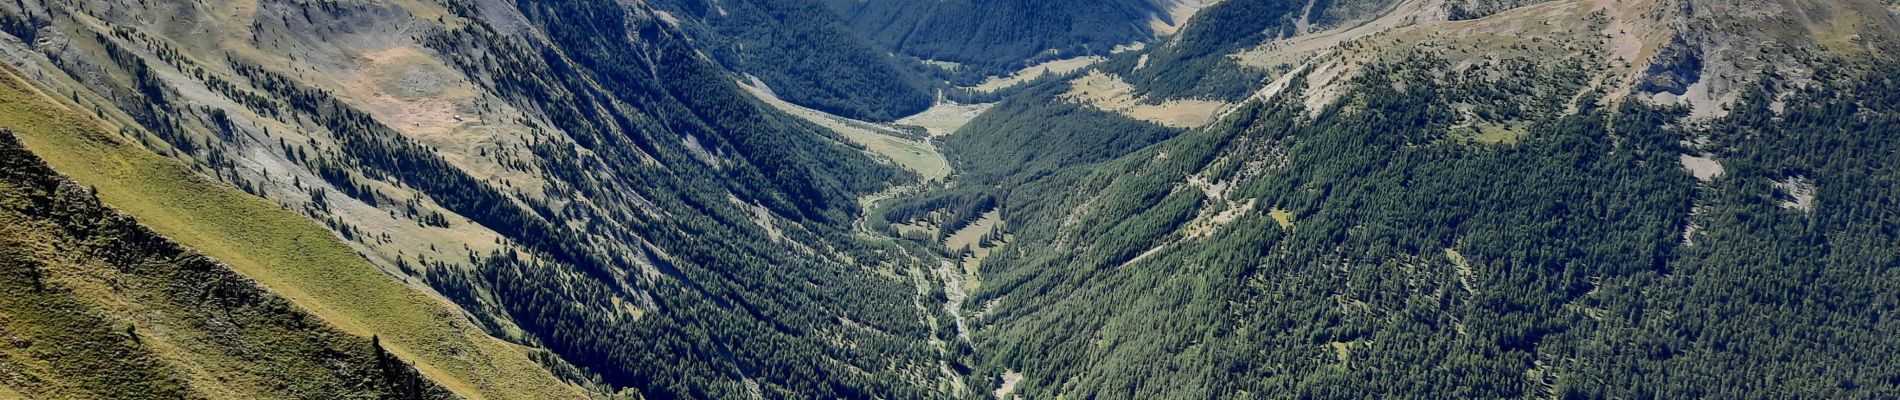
{"left": 0, "top": 57, "right": 579, "bottom": 399}
{"left": 911, "top": 0, "right": 1900, "bottom": 397}
{"left": 0, "top": 130, "right": 451, "bottom": 400}
{"left": 0, "top": 0, "right": 972, "bottom": 398}
{"left": 2, "top": 0, "right": 1898, "bottom": 398}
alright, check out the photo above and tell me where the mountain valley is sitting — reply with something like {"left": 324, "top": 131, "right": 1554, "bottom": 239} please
{"left": 0, "top": 0, "right": 1897, "bottom": 398}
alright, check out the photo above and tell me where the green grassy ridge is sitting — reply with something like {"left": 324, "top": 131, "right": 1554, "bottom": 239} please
{"left": 0, "top": 130, "right": 449, "bottom": 399}
{"left": 0, "top": 66, "right": 582, "bottom": 399}
{"left": 0, "top": 231, "right": 192, "bottom": 399}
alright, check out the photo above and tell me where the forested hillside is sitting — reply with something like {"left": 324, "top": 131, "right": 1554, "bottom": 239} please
{"left": 647, "top": 0, "right": 936, "bottom": 120}
{"left": 0, "top": 0, "right": 969, "bottom": 397}
{"left": 963, "top": 59, "right": 1900, "bottom": 397}
{"left": 2, "top": 0, "right": 1898, "bottom": 398}
{"left": 647, "top": 0, "right": 1213, "bottom": 119}
{"left": 821, "top": 0, "right": 1178, "bottom": 79}
{"left": 916, "top": 0, "right": 1900, "bottom": 397}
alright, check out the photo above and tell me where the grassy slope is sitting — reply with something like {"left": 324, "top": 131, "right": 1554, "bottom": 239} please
{"left": 0, "top": 143, "right": 457, "bottom": 399}
{"left": 0, "top": 225, "right": 196, "bottom": 399}
{"left": 0, "top": 65, "right": 581, "bottom": 399}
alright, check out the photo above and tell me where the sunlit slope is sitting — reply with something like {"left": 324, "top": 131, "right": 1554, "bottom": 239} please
{"left": 0, "top": 64, "right": 583, "bottom": 400}
{"left": 0, "top": 131, "right": 453, "bottom": 399}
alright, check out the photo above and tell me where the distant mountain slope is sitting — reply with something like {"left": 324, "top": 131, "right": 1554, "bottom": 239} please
{"left": 648, "top": 0, "right": 936, "bottom": 120}
{"left": 641, "top": 0, "right": 1235, "bottom": 121}
{"left": 647, "top": 0, "right": 1222, "bottom": 120}
{"left": 822, "top": 0, "right": 1185, "bottom": 78}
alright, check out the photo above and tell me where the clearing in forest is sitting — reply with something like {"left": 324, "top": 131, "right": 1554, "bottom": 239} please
{"left": 742, "top": 78, "right": 953, "bottom": 180}
{"left": 968, "top": 56, "right": 1107, "bottom": 93}
{"left": 1269, "top": 208, "right": 1297, "bottom": 230}
{"left": 943, "top": 210, "right": 1007, "bottom": 292}
{"left": 1062, "top": 71, "right": 1228, "bottom": 128}
{"left": 896, "top": 99, "right": 994, "bottom": 136}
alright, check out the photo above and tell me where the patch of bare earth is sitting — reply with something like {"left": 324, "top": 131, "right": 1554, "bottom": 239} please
{"left": 1772, "top": 176, "right": 1815, "bottom": 211}
{"left": 995, "top": 371, "right": 1025, "bottom": 400}
{"left": 1149, "top": 0, "right": 1225, "bottom": 35}
{"left": 1679, "top": 154, "right": 1724, "bottom": 182}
